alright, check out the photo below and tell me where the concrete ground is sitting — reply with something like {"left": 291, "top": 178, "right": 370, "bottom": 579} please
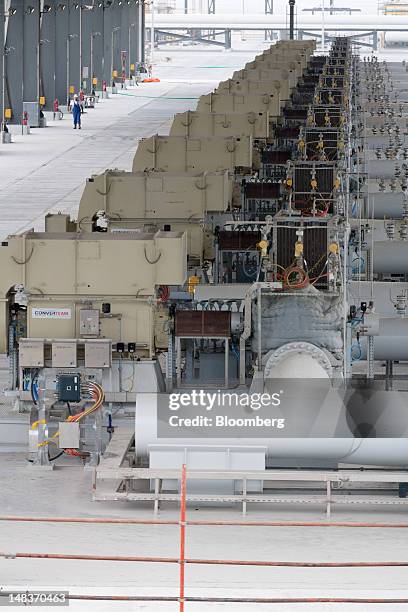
{"left": 1, "top": 453, "right": 408, "bottom": 611}
{"left": 2, "top": 43, "right": 408, "bottom": 611}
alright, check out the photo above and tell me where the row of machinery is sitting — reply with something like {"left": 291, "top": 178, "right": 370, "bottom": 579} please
{"left": 3, "top": 38, "right": 408, "bottom": 500}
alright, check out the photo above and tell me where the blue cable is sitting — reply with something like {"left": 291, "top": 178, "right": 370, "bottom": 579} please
{"left": 351, "top": 341, "right": 362, "bottom": 362}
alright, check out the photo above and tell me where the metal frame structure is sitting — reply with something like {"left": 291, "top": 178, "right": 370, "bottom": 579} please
{"left": 93, "top": 430, "right": 408, "bottom": 518}
{"left": 265, "top": 0, "right": 273, "bottom": 41}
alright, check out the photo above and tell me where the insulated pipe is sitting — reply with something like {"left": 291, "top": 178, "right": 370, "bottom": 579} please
{"left": 373, "top": 241, "right": 408, "bottom": 274}
{"left": 135, "top": 394, "right": 408, "bottom": 466}
{"left": 359, "top": 317, "right": 408, "bottom": 361}
{"left": 3, "top": 516, "right": 408, "bottom": 527}
{"left": 364, "top": 160, "right": 406, "bottom": 180}
{"left": 365, "top": 192, "right": 407, "bottom": 219}
{"left": 54, "top": 597, "right": 408, "bottom": 604}
{"left": 2, "top": 551, "right": 408, "bottom": 568}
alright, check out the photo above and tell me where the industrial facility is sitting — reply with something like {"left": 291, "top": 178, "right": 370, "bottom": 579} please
{"left": 3, "top": 0, "right": 408, "bottom": 609}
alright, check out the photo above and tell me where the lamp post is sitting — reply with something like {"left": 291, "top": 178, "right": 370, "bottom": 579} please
{"left": 79, "top": 4, "right": 94, "bottom": 91}
{"left": 128, "top": 22, "right": 136, "bottom": 78}
{"left": 38, "top": 5, "right": 52, "bottom": 109}
{"left": 66, "top": 33, "right": 78, "bottom": 104}
{"left": 111, "top": 25, "right": 120, "bottom": 84}
{"left": 1, "top": 45, "right": 13, "bottom": 128}
{"left": 1, "top": 8, "right": 16, "bottom": 126}
{"left": 90, "top": 31, "right": 101, "bottom": 91}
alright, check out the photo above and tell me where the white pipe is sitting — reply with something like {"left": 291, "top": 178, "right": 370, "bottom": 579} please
{"left": 135, "top": 393, "right": 408, "bottom": 467}
{"left": 152, "top": 13, "right": 408, "bottom": 30}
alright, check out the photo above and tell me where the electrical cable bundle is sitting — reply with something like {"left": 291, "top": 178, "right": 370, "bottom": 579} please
{"left": 283, "top": 265, "right": 309, "bottom": 289}
{"left": 67, "top": 381, "right": 104, "bottom": 424}
{"left": 35, "top": 381, "right": 104, "bottom": 459}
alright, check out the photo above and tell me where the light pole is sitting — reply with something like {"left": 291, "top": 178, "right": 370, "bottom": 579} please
{"left": 128, "top": 22, "right": 136, "bottom": 78}
{"left": 1, "top": 46, "right": 12, "bottom": 128}
{"left": 38, "top": 5, "right": 52, "bottom": 108}
{"left": 1, "top": 7, "right": 16, "bottom": 127}
{"left": 79, "top": 5, "right": 94, "bottom": 91}
{"left": 66, "top": 33, "right": 78, "bottom": 104}
{"left": 90, "top": 31, "right": 101, "bottom": 91}
{"left": 111, "top": 26, "right": 121, "bottom": 84}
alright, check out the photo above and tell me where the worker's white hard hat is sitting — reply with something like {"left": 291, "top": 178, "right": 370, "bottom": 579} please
{"left": 74, "top": 94, "right": 78, "bottom": 99}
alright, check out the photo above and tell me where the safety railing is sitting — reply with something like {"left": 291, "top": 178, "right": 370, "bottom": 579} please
{"left": 2, "top": 465, "right": 408, "bottom": 608}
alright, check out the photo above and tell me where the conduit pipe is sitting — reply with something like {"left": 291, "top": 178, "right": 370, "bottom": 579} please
{"left": 3, "top": 516, "right": 408, "bottom": 528}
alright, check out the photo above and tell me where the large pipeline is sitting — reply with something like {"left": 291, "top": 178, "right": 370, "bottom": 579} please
{"left": 135, "top": 394, "right": 408, "bottom": 467}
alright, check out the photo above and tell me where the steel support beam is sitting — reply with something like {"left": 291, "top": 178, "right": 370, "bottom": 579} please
{"left": 265, "top": 0, "right": 273, "bottom": 41}
{"left": 155, "top": 28, "right": 227, "bottom": 48}
{"left": 225, "top": 28, "right": 231, "bottom": 49}
{"left": 373, "top": 30, "right": 378, "bottom": 50}
{"left": 289, "top": 0, "right": 295, "bottom": 40}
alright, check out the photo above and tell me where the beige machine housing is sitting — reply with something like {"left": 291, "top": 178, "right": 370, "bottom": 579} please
{"left": 216, "top": 70, "right": 292, "bottom": 95}
{"left": 170, "top": 110, "right": 270, "bottom": 139}
{"left": 77, "top": 170, "right": 233, "bottom": 260}
{"left": 132, "top": 134, "right": 254, "bottom": 173}
{"left": 264, "top": 40, "right": 316, "bottom": 54}
{"left": 251, "top": 50, "right": 310, "bottom": 71}
{"left": 196, "top": 90, "right": 281, "bottom": 117}
{"left": 233, "top": 60, "right": 302, "bottom": 86}
{"left": 0, "top": 231, "right": 187, "bottom": 355}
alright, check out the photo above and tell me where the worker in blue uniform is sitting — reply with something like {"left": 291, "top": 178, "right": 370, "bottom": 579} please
{"left": 72, "top": 94, "right": 82, "bottom": 130}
